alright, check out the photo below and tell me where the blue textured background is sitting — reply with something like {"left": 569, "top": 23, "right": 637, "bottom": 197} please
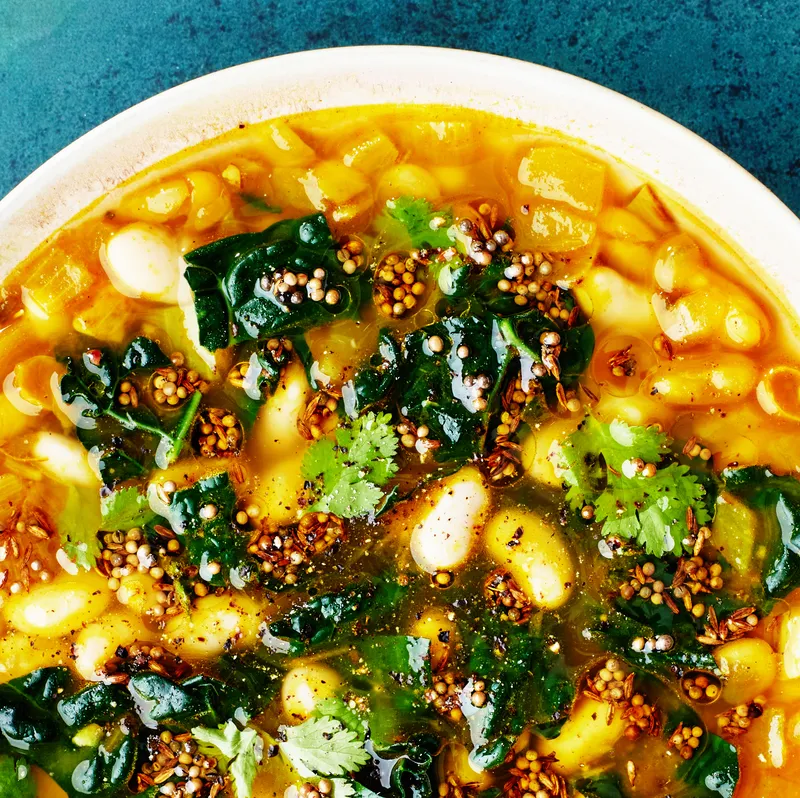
{"left": 1, "top": 0, "right": 799, "bottom": 212}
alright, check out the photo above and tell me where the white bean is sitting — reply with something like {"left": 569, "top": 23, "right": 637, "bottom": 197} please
{"left": 410, "top": 467, "right": 490, "bottom": 574}
{"left": 101, "top": 222, "right": 180, "bottom": 302}
{"left": 4, "top": 572, "right": 110, "bottom": 637}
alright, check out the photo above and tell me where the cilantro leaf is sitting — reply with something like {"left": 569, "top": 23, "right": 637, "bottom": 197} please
{"left": 192, "top": 720, "right": 261, "bottom": 798}
{"left": 59, "top": 485, "right": 102, "bottom": 570}
{"left": 278, "top": 715, "right": 370, "bottom": 778}
{"left": 302, "top": 412, "right": 398, "bottom": 518}
{"left": 557, "top": 415, "right": 710, "bottom": 556}
{"left": 99, "top": 485, "right": 156, "bottom": 531}
{"left": 382, "top": 196, "right": 454, "bottom": 250}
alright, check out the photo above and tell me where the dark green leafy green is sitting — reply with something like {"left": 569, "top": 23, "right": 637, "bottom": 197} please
{"left": 574, "top": 773, "right": 626, "bottom": 798}
{"left": 343, "top": 328, "right": 402, "bottom": 415}
{"left": 183, "top": 213, "right": 365, "bottom": 351}
{"left": 60, "top": 338, "right": 201, "bottom": 486}
{"left": 588, "top": 607, "right": 716, "bottom": 675}
{"left": 723, "top": 466, "right": 800, "bottom": 601}
{"left": 398, "top": 315, "right": 509, "bottom": 463}
{"left": 152, "top": 471, "right": 251, "bottom": 587}
{"left": 267, "top": 578, "right": 408, "bottom": 655}
{"left": 381, "top": 197, "right": 454, "bottom": 250}
{"left": 675, "top": 732, "right": 739, "bottom": 798}
{"left": 464, "top": 616, "right": 573, "bottom": 761}
{"left": 0, "top": 668, "right": 137, "bottom": 797}
{"left": 58, "top": 684, "right": 133, "bottom": 728}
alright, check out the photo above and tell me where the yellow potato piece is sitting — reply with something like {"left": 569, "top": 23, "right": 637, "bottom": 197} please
{"left": 4, "top": 572, "right": 110, "bottom": 637}
{"left": 715, "top": 638, "right": 777, "bottom": 704}
{"left": 117, "top": 177, "right": 189, "bottom": 223}
{"left": 652, "top": 289, "right": 729, "bottom": 347}
{"left": 598, "top": 206, "right": 658, "bottom": 243}
{"left": 342, "top": 130, "right": 399, "bottom": 173}
{"left": 281, "top": 663, "right": 343, "bottom": 721}
{"left": 537, "top": 696, "right": 626, "bottom": 775}
{"left": 779, "top": 607, "right": 800, "bottom": 680}
{"left": 526, "top": 204, "right": 596, "bottom": 252}
{"left": 300, "top": 160, "right": 370, "bottom": 209}
{"left": 484, "top": 507, "right": 575, "bottom": 610}
{"left": 258, "top": 119, "right": 316, "bottom": 166}
{"left": 376, "top": 164, "right": 440, "bottom": 205}
{"left": 518, "top": 146, "right": 606, "bottom": 215}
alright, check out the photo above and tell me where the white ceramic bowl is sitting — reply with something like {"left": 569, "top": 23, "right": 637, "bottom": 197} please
{"left": 2, "top": 45, "right": 799, "bottom": 306}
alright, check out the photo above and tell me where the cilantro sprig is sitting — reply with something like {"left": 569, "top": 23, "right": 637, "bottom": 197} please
{"left": 192, "top": 720, "right": 261, "bottom": 798}
{"left": 278, "top": 715, "right": 370, "bottom": 778}
{"left": 382, "top": 196, "right": 455, "bottom": 250}
{"left": 557, "top": 415, "right": 710, "bottom": 556}
{"left": 301, "top": 411, "right": 399, "bottom": 518}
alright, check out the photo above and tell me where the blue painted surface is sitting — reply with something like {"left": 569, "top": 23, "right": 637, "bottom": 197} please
{"left": 1, "top": 0, "right": 799, "bottom": 211}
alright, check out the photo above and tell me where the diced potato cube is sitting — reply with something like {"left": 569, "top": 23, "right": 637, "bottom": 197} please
{"left": 271, "top": 166, "right": 316, "bottom": 211}
{"left": 300, "top": 161, "right": 370, "bottom": 209}
{"left": 258, "top": 120, "right": 316, "bottom": 167}
{"left": 600, "top": 239, "right": 654, "bottom": 283}
{"left": 376, "top": 164, "right": 440, "bottom": 206}
{"left": 779, "top": 608, "right": 800, "bottom": 679}
{"left": 73, "top": 283, "right": 133, "bottom": 343}
{"left": 395, "top": 120, "right": 478, "bottom": 162}
{"left": 342, "top": 131, "right": 399, "bottom": 173}
{"left": 186, "top": 170, "right": 232, "bottom": 231}
{"left": 21, "top": 248, "right": 95, "bottom": 319}
{"left": 526, "top": 203, "right": 596, "bottom": 252}
{"left": 518, "top": 146, "right": 606, "bottom": 215}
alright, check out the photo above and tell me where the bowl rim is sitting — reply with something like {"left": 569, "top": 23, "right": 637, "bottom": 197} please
{"left": 2, "top": 44, "right": 799, "bottom": 305}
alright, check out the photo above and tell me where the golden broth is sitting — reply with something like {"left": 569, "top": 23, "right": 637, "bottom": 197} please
{"left": 1, "top": 105, "right": 799, "bottom": 798}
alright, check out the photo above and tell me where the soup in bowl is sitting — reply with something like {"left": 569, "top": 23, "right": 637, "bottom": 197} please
{"left": 0, "top": 67, "right": 799, "bottom": 798}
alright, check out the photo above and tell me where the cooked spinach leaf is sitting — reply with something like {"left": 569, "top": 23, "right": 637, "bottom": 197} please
{"left": 150, "top": 471, "right": 251, "bottom": 587}
{"left": 267, "top": 578, "right": 408, "bottom": 655}
{"left": 183, "top": 213, "right": 366, "bottom": 352}
{"left": 722, "top": 466, "right": 800, "bottom": 602}
{"left": 60, "top": 338, "right": 201, "bottom": 486}
{"left": 342, "top": 328, "right": 402, "bottom": 416}
{"left": 675, "top": 732, "right": 739, "bottom": 798}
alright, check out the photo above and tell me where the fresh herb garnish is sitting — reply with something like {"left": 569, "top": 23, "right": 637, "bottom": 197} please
{"left": 382, "top": 196, "right": 454, "bottom": 250}
{"left": 99, "top": 484, "right": 156, "bottom": 531}
{"left": 58, "top": 485, "right": 102, "bottom": 569}
{"left": 192, "top": 720, "right": 261, "bottom": 798}
{"left": 558, "top": 416, "right": 710, "bottom": 556}
{"left": 301, "top": 411, "right": 399, "bottom": 518}
{"left": 278, "top": 715, "right": 370, "bottom": 778}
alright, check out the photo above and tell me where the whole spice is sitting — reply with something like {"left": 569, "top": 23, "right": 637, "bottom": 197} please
{"left": 193, "top": 408, "right": 244, "bottom": 458}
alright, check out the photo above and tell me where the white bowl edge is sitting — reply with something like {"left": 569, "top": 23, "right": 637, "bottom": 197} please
{"left": 1, "top": 44, "right": 799, "bottom": 306}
